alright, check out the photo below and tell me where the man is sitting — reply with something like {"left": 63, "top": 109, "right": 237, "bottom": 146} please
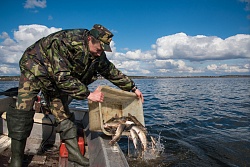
{"left": 6, "top": 24, "right": 144, "bottom": 166}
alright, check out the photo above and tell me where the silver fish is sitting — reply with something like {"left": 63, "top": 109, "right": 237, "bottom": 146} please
{"left": 104, "top": 120, "right": 121, "bottom": 129}
{"left": 130, "top": 128, "right": 139, "bottom": 149}
{"left": 128, "top": 113, "right": 147, "bottom": 133}
{"left": 104, "top": 117, "right": 127, "bottom": 132}
{"left": 131, "top": 126, "right": 147, "bottom": 151}
{"left": 109, "top": 123, "right": 126, "bottom": 145}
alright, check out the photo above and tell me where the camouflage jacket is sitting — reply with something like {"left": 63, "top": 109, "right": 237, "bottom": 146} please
{"left": 20, "top": 29, "right": 135, "bottom": 100}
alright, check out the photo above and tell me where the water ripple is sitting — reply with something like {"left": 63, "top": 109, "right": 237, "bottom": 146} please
{"left": 1, "top": 77, "right": 250, "bottom": 166}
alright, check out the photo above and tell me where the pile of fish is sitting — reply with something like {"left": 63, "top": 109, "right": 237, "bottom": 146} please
{"left": 103, "top": 113, "right": 148, "bottom": 151}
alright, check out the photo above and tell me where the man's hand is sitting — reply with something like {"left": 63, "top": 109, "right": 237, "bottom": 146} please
{"left": 134, "top": 89, "right": 144, "bottom": 103}
{"left": 87, "top": 86, "right": 104, "bottom": 102}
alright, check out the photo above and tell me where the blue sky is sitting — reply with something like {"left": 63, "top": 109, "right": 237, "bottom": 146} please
{"left": 0, "top": 0, "right": 249, "bottom": 76}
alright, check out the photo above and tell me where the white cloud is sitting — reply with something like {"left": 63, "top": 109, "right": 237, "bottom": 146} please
{"left": 207, "top": 64, "right": 218, "bottom": 71}
{"left": 107, "top": 41, "right": 156, "bottom": 61}
{"left": 0, "top": 24, "right": 61, "bottom": 75}
{"left": 14, "top": 24, "right": 61, "bottom": 49}
{"left": 154, "top": 59, "right": 203, "bottom": 74}
{"left": 24, "top": 0, "right": 47, "bottom": 9}
{"left": 119, "top": 61, "right": 140, "bottom": 70}
{"left": 124, "top": 49, "right": 155, "bottom": 60}
{"left": 154, "top": 33, "right": 250, "bottom": 61}
{"left": 207, "top": 63, "right": 250, "bottom": 73}
{"left": 2, "top": 38, "right": 16, "bottom": 46}
{"left": 0, "top": 32, "right": 9, "bottom": 39}
{"left": 0, "top": 24, "right": 249, "bottom": 76}
{"left": 0, "top": 65, "right": 19, "bottom": 75}
{"left": 108, "top": 59, "right": 152, "bottom": 75}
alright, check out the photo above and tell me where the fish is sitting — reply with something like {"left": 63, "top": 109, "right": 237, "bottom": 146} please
{"left": 104, "top": 120, "right": 122, "bottom": 129}
{"left": 128, "top": 113, "right": 147, "bottom": 133}
{"left": 104, "top": 116, "right": 128, "bottom": 132}
{"left": 130, "top": 128, "right": 139, "bottom": 149}
{"left": 104, "top": 121, "right": 119, "bottom": 133}
{"left": 105, "top": 114, "right": 148, "bottom": 149}
{"left": 109, "top": 123, "right": 126, "bottom": 146}
{"left": 131, "top": 126, "right": 147, "bottom": 151}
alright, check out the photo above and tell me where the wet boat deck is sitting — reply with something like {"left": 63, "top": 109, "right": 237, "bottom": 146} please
{"left": 0, "top": 134, "right": 60, "bottom": 167}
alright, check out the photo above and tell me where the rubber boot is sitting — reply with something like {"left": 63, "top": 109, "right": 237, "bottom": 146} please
{"left": 58, "top": 118, "right": 89, "bottom": 166}
{"left": 9, "top": 138, "right": 27, "bottom": 167}
{"left": 6, "top": 107, "right": 34, "bottom": 167}
{"left": 64, "top": 137, "right": 89, "bottom": 166}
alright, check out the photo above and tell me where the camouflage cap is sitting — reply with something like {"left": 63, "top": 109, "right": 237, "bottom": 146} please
{"left": 89, "top": 24, "right": 114, "bottom": 52}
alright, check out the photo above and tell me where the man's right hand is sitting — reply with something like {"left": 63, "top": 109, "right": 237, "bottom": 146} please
{"left": 87, "top": 86, "right": 104, "bottom": 102}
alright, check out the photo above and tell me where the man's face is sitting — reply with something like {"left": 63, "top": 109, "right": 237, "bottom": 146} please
{"left": 88, "top": 37, "right": 104, "bottom": 57}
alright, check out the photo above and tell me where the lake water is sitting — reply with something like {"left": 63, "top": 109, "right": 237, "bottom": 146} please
{"left": 1, "top": 77, "right": 249, "bottom": 167}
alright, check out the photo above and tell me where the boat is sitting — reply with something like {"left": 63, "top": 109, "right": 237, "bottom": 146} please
{"left": 0, "top": 86, "right": 144, "bottom": 166}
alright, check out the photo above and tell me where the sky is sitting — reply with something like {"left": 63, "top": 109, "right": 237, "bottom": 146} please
{"left": 0, "top": 0, "right": 249, "bottom": 76}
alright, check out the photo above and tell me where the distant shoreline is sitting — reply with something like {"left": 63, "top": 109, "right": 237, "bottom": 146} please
{"left": 0, "top": 75, "right": 249, "bottom": 81}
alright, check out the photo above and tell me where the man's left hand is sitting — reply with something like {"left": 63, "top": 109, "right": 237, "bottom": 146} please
{"left": 134, "top": 89, "right": 144, "bottom": 103}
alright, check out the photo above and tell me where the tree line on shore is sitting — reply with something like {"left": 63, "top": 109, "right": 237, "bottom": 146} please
{"left": 0, "top": 75, "right": 249, "bottom": 81}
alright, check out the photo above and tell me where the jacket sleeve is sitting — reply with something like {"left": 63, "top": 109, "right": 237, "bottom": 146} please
{"left": 46, "top": 39, "right": 90, "bottom": 100}
{"left": 98, "top": 53, "right": 135, "bottom": 91}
